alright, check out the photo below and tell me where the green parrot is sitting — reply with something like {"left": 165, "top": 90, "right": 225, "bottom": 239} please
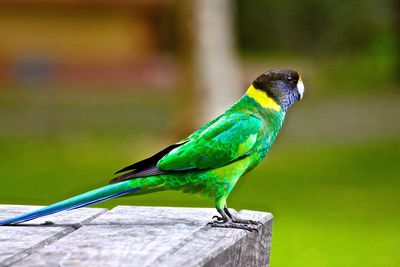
{"left": 0, "top": 69, "right": 304, "bottom": 231}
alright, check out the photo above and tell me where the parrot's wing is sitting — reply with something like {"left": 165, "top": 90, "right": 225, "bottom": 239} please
{"left": 109, "top": 113, "right": 261, "bottom": 184}
{"left": 112, "top": 114, "right": 224, "bottom": 176}
{"left": 157, "top": 113, "right": 262, "bottom": 171}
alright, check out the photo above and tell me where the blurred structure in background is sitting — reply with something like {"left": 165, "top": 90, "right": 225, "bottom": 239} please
{"left": 193, "top": 0, "right": 241, "bottom": 122}
{"left": 0, "top": 0, "right": 176, "bottom": 88}
{"left": 0, "top": 0, "right": 397, "bottom": 120}
{"left": 173, "top": 0, "right": 241, "bottom": 133}
{"left": 0, "top": 0, "right": 241, "bottom": 126}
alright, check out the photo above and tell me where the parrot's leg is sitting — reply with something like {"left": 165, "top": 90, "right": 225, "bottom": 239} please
{"left": 208, "top": 196, "right": 259, "bottom": 232}
{"left": 212, "top": 207, "right": 262, "bottom": 226}
{"left": 208, "top": 207, "right": 258, "bottom": 232}
{"left": 224, "top": 207, "right": 262, "bottom": 226}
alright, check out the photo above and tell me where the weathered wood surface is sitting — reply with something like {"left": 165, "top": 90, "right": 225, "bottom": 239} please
{"left": 0, "top": 205, "right": 273, "bottom": 267}
{"left": 0, "top": 205, "right": 107, "bottom": 266}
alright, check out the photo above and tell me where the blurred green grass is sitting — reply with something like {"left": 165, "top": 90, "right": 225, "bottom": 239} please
{"left": 0, "top": 87, "right": 399, "bottom": 267}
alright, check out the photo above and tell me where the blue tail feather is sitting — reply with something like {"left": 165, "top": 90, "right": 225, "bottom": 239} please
{"left": 67, "top": 189, "right": 138, "bottom": 211}
{"left": 0, "top": 183, "right": 140, "bottom": 225}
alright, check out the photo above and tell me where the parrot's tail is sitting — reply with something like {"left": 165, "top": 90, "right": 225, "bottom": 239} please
{"left": 0, "top": 179, "right": 144, "bottom": 225}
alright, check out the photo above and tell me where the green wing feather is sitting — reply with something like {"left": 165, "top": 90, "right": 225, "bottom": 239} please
{"left": 157, "top": 113, "right": 262, "bottom": 171}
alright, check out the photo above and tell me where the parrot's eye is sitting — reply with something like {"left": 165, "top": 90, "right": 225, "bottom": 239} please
{"left": 286, "top": 76, "right": 293, "bottom": 82}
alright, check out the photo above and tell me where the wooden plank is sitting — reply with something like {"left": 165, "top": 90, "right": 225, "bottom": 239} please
{"left": 153, "top": 209, "right": 273, "bottom": 267}
{"left": 13, "top": 206, "right": 273, "bottom": 267}
{"left": 0, "top": 205, "right": 107, "bottom": 266}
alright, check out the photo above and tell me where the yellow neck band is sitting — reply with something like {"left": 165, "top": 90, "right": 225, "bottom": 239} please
{"left": 246, "top": 85, "right": 281, "bottom": 112}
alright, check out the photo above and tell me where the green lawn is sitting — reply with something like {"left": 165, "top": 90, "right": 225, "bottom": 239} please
{"left": 0, "top": 89, "right": 399, "bottom": 266}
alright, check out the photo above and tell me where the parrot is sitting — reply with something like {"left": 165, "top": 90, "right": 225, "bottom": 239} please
{"left": 0, "top": 69, "right": 304, "bottom": 231}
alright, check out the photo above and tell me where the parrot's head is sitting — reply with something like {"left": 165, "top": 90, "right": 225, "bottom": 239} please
{"left": 251, "top": 69, "right": 304, "bottom": 111}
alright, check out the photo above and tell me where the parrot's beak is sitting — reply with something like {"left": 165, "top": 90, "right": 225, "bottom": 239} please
{"left": 297, "top": 77, "right": 304, "bottom": 100}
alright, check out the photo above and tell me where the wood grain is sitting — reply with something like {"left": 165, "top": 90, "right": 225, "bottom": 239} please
{"left": 0, "top": 205, "right": 107, "bottom": 266}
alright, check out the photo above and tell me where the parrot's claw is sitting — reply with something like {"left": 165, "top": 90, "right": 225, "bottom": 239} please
{"left": 223, "top": 207, "right": 262, "bottom": 226}
{"left": 212, "top": 215, "right": 224, "bottom": 222}
{"left": 231, "top": 218, "right": 263, "bottom": 226}
{"left": 207, "top": 220, "right": 259, "bottom": 232}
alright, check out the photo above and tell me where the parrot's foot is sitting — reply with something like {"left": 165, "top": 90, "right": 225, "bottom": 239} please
{"left": 208, "top": 207, "right": 260, "bottom": 232}
{"left": 222, "top": 207, "right": 263, "bottom": 226}
{"left": 213, "top": 215, "right": 262, "bottom": 225}
{"left": 207, "top": 219, "right": 258, "bottom": 232}
{"left": 232, "top": 217, "right": 262, "bottom": 226}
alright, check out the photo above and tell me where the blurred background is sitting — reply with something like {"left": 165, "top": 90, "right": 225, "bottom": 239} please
{"left": 0, "top": 0, "right": 399, "bottom": 266}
